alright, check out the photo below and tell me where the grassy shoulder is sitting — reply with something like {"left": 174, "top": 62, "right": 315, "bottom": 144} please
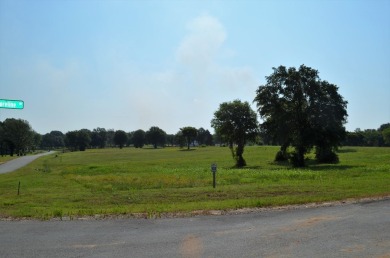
{"left": 0, "top": 146, "right": 389, "bottom": 219}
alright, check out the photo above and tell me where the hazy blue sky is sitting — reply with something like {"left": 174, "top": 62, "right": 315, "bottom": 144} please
{"left": 1, "top": 0, "right": 389, "bottom": 134}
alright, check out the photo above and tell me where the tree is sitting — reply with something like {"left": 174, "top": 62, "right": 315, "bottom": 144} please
{"left": 146, "top": 126, "right": 166, "bottom": 148}
{"left": 197, "top": 128, "right": 213, "bottom": 146}
{"left": 174, "top": 131, "right": 186, "bottom": 148}
{"left": 64, "top": 129, "right": 91, "bottom": 151}
{"left": 211, "top": 100, "right": 258, "bottom": 167}
{"left": 132, "top": 129, "right": 146, "bottom": 148}
{"left": 91, "top": 127, "right": 107, "bottom": 148}
{"left": 254, "top": 65, "right": 348, "bottom": 166}
{"left": 77, "top": 129, "right": 91, "bottom": 151}
{"left": 41, "top": 130, "right": 65, "bottom": 150}
{"left": 2, "top": 118, "right": 34, "bottom": 156}
{"left": 180, "top": 126, "right": 198, "bottom": 150}
{"left": 114, "top": 130, "right": 128, "bottom": 149}
{"left": 106, "top": 129, "right": 115, "bottom": 147}
{"left": 65, "top": 131, "right": 79, "bottom": 151}
{"left": 382, "top": 127, "right": 390, "bottom": 146}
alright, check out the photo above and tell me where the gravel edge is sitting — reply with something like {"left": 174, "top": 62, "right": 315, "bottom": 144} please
{"left": 1, "top": 195, "right": 389, "bottom": 221}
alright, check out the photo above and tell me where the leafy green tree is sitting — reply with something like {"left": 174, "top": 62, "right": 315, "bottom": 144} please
{"left": 132, "top": 129, "right": 146, "bottom": 148}
{"left": 211, "top": 100, "right": 258, "bottom": 167}
{"left": 31, "top": 131, "right": 41, "bottom": 151}
{"left": 174, "top": 131, "right": 186, "bottom": 148}
{"left": 91, "top": 127, "right": 107, "bottom": 148}
{"left": 378, "top": 123, "right": 390, "bottom": 132}
{"left": 197, "top": 128, "right": 213, "bottom": 146}
{"left": 0, "top": 122, "right": 6, "bottom": 156}
{"left": 106, "top": 129, "right": 115, "bottom": 147}
{"left": 114, "top": 130, "right": 128, "bottom": 149}
{"left": 166, "top": 134, "right": 175, "bottom": 147}
{"left": 180, "top": 126, "right": 198, "bottom": 150}
{"left": 77, "top": 129, "right": 91, "bottom": 151}
{"left": 41, "top": 131, "right": 65, "bottom": 150}
{"left": 65, "top": 131, "right": 78, "bottom": 151}
{"left": 146, "top": 126, "right": 166, "bottom": 149}
{"left": 254, "top": 65, "right": 348, "bottom": 166}
{"left": 2, "top": 118, "right": 34, "bottom": 156}
{"left": 382, "top": 127, "right": 390, "bottom": 146}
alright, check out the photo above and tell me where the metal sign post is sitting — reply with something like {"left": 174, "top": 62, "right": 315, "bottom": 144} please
{"left": 211, "top": 163, "right": 217, "bottom": 188}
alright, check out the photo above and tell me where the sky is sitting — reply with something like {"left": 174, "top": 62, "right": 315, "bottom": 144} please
{"left": 1, "top": 0, "right": 389, "bottom": 135}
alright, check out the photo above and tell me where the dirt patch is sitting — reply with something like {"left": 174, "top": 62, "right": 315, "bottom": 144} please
{"left": 180, "top": 234, "right": 203, "bottom": 258}
{"left": 281, "top": 215, "right": 338, "bottom": 232}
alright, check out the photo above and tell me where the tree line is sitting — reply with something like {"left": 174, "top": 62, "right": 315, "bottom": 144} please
{"left": 0, "top": 120, "right": 214, "bottom": 156}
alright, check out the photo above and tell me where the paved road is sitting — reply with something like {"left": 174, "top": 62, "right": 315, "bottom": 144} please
{"left": 0, "top": 199, "right": 389, "bottom": 258}
{"left": 0, "top": 151, "right": 55, "bottom": 174}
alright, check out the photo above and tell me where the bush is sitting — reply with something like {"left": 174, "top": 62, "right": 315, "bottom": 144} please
{"left": 315, "top": 147, "right": 339, "bottom": 163}
{"left": 274, "top": 150, "right": 289, "bottom": 162}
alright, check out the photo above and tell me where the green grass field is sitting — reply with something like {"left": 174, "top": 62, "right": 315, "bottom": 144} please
{"left": 0, "top": 146, "right": 389, "bottom": 219}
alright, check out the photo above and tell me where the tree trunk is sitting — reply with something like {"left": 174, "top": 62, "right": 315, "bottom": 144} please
{"left": 235, "top": 143, "right": 246, "bottom": 167}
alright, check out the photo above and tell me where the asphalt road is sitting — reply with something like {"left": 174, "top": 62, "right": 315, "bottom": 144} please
{"left": 0, "top": 199, "right": 389, "bottom": 258}
{"left": 0, "top": 151, "right": 54, "bottom": 174}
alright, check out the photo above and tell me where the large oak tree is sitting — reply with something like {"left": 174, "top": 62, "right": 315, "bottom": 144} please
{"left": 254, "top": 65, "right": 348, "bottom": 166}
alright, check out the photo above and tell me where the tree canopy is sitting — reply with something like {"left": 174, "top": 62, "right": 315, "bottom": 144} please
{"left": 132, "top": 129, "right": 146, "bottom": 148}
{"left": 211, "top": 100, "right": 258, "bottom": 167}
{"left": 180, "top": 126, "right": 198, "bottom": 150}
{"left": 0, "top": 118, "right": 35, "bottom": 156}
{"left": 254, "top": 65, "right": 348, "bottom": 166}
{"left": 146, "top": 126, "right": 166, "bottom": 149}
{"left": 114, "top": 130, "right": 128, "bottom": 149}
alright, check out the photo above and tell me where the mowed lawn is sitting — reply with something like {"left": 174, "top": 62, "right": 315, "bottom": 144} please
{"left": 0, "top": 146, "right": 389, "bottom": 219}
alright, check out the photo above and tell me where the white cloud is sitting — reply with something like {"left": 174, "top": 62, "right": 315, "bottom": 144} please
{"left": 176, "top": 14, "right": 226, "bottom": 70}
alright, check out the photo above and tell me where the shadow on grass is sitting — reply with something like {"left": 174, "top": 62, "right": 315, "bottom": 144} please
{"left": 270, "top": 159, "right": 362, "bottom": 171}
{"left": 179, "top": 149, "right": 197, "bottom": 152}
{"left": 228, "top": 165, "right": 263, "bottom": 170}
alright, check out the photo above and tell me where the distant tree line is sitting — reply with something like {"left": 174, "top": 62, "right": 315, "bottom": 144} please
{"left": 259, "top": 123, "right": 390, "bottom": 148}
{"left": 342, "top": 124, "right": 390, "bottom": 147}
{"left": 0, "top": 121, "right": 215, "bottom": 156}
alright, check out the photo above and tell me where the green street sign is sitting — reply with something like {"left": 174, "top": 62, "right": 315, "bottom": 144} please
{"left": 0, "top": 99, "right": 24, "bottom": 109}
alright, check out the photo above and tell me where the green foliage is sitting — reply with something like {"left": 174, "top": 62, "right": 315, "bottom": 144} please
{"left": 90, "top": 128, "right": 107, "bottom": 148}
{"left": 41, "top": 130, "right": 65, "bottom": 150}
{"left": 132, "top": 129, "right": 146, "bottom": 148}
{"left": 315, "top": 146, "right": 339, "bottom": 163}
{"left": 114, "top": 130, "right": 128, "bottom": 149}
{"left": 146, "top": 126, "right": 166, "bottom": 149}
{"left": 254, "top": 65, "right": 348, "bottom": 167}
{"left": 383, "top": 127, "right": 390, "bottom": 145}
{"left": 197, "top": 128, "right": 213, "bottom": 146}
{"left": 211, "top": 100, "right": 258, "bottom": 167}
{"left": 180, "top": 126, "right": 198, "bottom": 150}
{"left": 1, "top": 118, "right": 34, "bottom": 156}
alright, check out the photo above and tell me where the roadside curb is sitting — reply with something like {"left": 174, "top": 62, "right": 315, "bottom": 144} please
{"left": 1, "top": 195, "right": 389, "bottom": 221}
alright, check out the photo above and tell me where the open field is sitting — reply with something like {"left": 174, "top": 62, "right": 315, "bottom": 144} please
{"left": 0, "top": 146, "right": 389, "bottom": 219}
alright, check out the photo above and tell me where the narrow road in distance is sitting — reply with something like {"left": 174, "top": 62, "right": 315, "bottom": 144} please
{"left": 0, "top": 151, "right": 54, "bottom": 174}
{"left": 0, "top": 199, "right": 389, "bottom": 257}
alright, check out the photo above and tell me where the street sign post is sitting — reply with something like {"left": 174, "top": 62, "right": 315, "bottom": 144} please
{"left": 211, "top": 163, "right": 217, "bottom": 188}
{"left": 0, "top": 99, "right": 24, "bottom": 109}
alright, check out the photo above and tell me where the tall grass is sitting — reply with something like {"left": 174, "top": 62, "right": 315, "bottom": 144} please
{"left": 0, "top": 146, "right": 389, "bottom": 219}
